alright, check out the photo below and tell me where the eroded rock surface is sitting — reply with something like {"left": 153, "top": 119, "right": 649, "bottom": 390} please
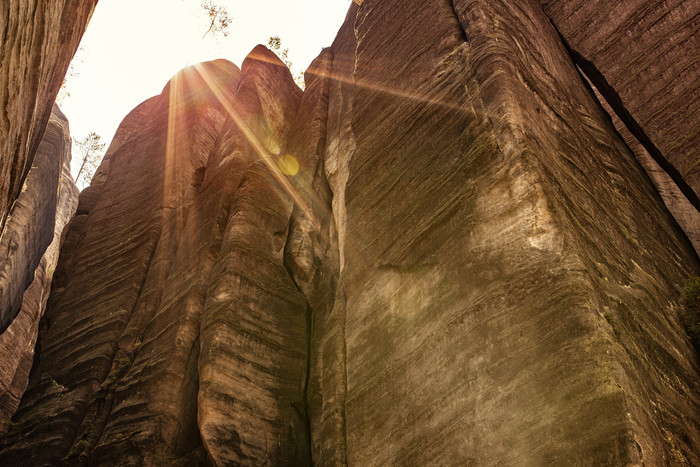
{"left": 0, "top": 104, "right": 78, "bottom": 432}
{"left": 540, "top": 0, "right": 700, "bottom": 213}
{"left": 0, "top": 52, "right": 310, "bottom": 465}
{"left": 0, "top": 0, "right": 97, "bottom": 230}
{"left": 294, "top": 1, "right": 699, "bottom": 464}
{"left": 1, "top": 0, "right": 699, "bottom": 465}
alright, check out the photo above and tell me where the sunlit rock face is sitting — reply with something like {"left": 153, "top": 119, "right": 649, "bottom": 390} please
{"left": 0, "top": 0, "right": 98, "bottom": 232}
{"left": 1, "top": 0, "right": 700, "bottom": 465}
{"left": 0, "top": 52, "right": 310, "bottom": 465}
{"left": 296, "top": 1, "right": 699, "bottom": 464}
{"left": 0, "top": 104, "right": 78, "bottom": 433}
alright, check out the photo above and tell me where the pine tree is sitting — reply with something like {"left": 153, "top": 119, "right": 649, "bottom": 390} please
{"left": 74, "top": 132, "right": 105, "bottom": 190}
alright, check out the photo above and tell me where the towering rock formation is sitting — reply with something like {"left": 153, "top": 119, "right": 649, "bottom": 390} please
{"left": 540, "top": 0, "right": 700, "bottom": 206}
{"left": 0, "top": 0, "right": 97, "bottom": 414}
{"left": 539, "top": 0, "right": 700, "bottom": 253}
{"left": 0, "top": 0, "right": 97, "bottom": 230}
{"left": 0, "top": 103, "right": 79, "bottom": 333}
{"left": 1, "top": 0, "right": 699, "bottom": 465}
{"left": 0, "top": 53, "right": 310, "bottom": 465}
{"left": 0, "top": 104, "right": 78, "bottom": 432}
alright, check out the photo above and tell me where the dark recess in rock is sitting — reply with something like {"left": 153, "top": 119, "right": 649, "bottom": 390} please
{"left": 553, "top": 25, "right": 700, "bottom": 213}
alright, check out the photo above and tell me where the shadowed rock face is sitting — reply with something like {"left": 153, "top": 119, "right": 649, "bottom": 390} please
{"left": 0, "top": 0, "right": 98, "bottom": 231}
{"left": 539, "top": 0, "right": 700, "bottom": 250}
{"left": 1, "top": 0, "right": 699, "bottom": 465}
{"left": 0, "top": 104, "right": 78, "bottom": 432}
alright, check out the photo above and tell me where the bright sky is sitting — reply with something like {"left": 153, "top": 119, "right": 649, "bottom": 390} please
{"left": 61, "top": 0, "right": 351, "bottom": 187}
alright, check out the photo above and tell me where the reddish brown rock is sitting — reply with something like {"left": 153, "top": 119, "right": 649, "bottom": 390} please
{"left": 294, "top": 0, "right": 700, "bottom": 464}
{"left": 540, "top": 0, "right": 700, "bottom": 213}
{"left": 584, "top": 73, "right": 700, "bottom": 254}
{"left": 0, "top": 104, "right": 78, "bottom": 433}
{"left": 0, "top": 0, "right": 97, "bottom": 230}
{"left": 0, "top": 52, "right": 311, "bottom": 465}
{"left": 1, "top": 1, "right": 699, "bottom": 465}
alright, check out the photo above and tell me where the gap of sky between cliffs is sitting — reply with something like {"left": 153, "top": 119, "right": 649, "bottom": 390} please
{"left": 61, "top": 0, "right": 351, "bottom": 183}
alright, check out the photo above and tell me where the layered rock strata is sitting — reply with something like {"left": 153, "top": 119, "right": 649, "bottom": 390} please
{"left": 1, "top": 0, "right": 700, "bottom": 465}
{"left": 297, "top": 1, "right": 700, "bottom": 464}
{"left": 0, "top": 52, "right": 310, "bottom": 465}
{"left": 0, "top": 0, "right": 98, "bottom": 230}
{"left": 0, "top": 104, "right": 78, "bottom": 432}
{"left": 540, "top": 0, "right": 700, "bottom": 216}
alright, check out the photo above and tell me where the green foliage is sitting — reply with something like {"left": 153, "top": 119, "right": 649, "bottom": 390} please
{"left": 681, "top": 276, "right": 700, "bottom": 351}
{"left": 63, "top": 439, "right": 89, "bottom": 460}
{"left": 56, "top": 47, "right": 85, "bottom": 105}
{"left": 268, "top": 36, "right": 305, "bottom": 89}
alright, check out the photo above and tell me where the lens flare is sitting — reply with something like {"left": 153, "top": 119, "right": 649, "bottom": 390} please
{"left": 278, "top": 154, "right": 299, "bottom": 176}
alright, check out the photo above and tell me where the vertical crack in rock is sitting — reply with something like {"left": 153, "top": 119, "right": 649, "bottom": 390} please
{"left": 282, "top": 226, "right": 314, "bottom": 465}
{"left": 448, "top": 0, "right": 470, "bottom": 42}
{"left": 552, "top": 23, "right": 700, "bottom": 213}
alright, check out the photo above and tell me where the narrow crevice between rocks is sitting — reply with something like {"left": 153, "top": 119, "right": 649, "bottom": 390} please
{"left": 550, "top": 21, "right": 700, "bottom": 213}
{"left": 447, "top": 0, "right": 469, "bottom": 42}
{"left": 302, "top": 301, "right": 313, "bottom": 466}
{"left": 282, "top": 215, "right": 315, "bottom": 466}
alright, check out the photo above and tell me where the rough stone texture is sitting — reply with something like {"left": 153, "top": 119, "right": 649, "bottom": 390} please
{"left": 0, "top": 0, "right": 98, "bottom": 231}
{"left": 540, "top": 0, "right": 700, "bottom": 209}
{"left": 283, "top": 1, "right": 699, "bottom": 464}
{"left": 584, "top": 73, "right": 700, "bottom": 254}
{"left": 0, "top": 51, "right": 310, "bottom": 465}
{"left": 0, "top": 105, "right": 78, "bottom": 433}
{"left": 0, "top": 103, "right": 64, "bottom": 333}
{"left": 2, "top": 0, "right": 700, "bottom": 465}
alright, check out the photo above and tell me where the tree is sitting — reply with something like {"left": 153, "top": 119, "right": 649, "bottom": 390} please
{"left": 73, "top": 132, "right": 105, "bottom": 190}
{"left": 201, "top": 1, "right": 232, "bottom": 38}
{"left": 56, "top": 47, "right": 85, "bottom": 105}
{"left": 267, "top": 36, "right": 304, "bottom": 89}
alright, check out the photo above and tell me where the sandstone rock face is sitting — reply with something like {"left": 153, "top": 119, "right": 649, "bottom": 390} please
{"left": 297, "top": 1, "right": 699, "bottom": 464}
{"left": 585, "top": 76, "right": 700, "bottom": 254}
{"left": 1, "top": 0, "right": 699, "bottom": 465}
{"left": 0, "top": 52, "right": 310, "bottom": 465}
{"left": 0, "top": 0, "right": 97, "bottom": 230}
{"left": 540, "top": 0, "right": 700, "bottom": 215}
{"left": 0, "top": 104, "right": 78, "bottom": 433}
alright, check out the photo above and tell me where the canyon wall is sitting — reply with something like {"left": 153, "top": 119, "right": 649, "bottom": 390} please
{"left": 541, "top": 0, "right": 699, "bottom": 206}
{"left": 540, "top": 0, "right": 700, "bottom": 257}
{"left": 0, "top": 0, "right": 699, "bottom": 465}
{"left": 0, "top": 0, "right": 97, "bottom": 231}
{"left": 0, "top": 104, "right": 78, "bottom": 433}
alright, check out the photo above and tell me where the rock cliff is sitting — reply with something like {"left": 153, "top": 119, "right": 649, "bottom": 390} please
{"left": 1, "top": 0, "right": 699, "bottom": 465}
{"left": 0, "top": 0, "right": 97, "bottom": 231}
{"left": 540, "top": 0, "right": 700, "bottom": 256}
{"left": 541, "top": 0, "right": 700, "bottom": 206}
{"left": 0, "top": 104, "right": 78, "bottom": 432}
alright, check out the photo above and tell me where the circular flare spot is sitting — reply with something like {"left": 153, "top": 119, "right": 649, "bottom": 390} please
{"left": 278, "top": 154, "right": 299, "bottom": 176}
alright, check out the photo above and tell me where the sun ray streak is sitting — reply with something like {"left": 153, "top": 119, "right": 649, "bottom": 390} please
{"left": 192, "top": 64, "right": 318, "bottom": 230}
